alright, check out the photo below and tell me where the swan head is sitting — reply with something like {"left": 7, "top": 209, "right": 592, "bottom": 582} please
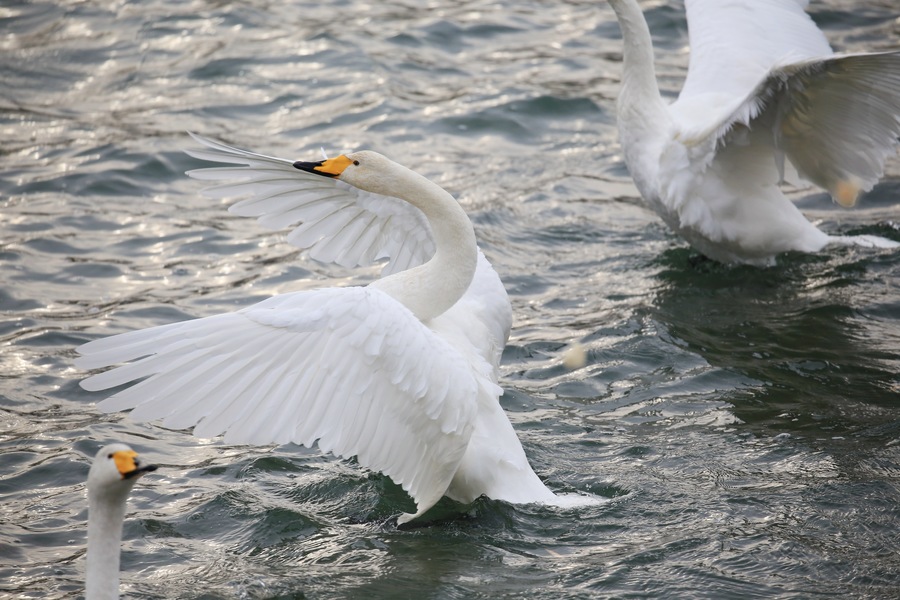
{"left": 294, "top": 151, "right": 410, "bottom": 198}
{"left": 87, "top": 443, "right": 158, "bottom": 497}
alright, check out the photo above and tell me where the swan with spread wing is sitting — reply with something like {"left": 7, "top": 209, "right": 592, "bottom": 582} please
{"left": 607, "top": 0, "right": 900, "bottom": 265}
{"left": 77, "top": 134, "right": 593, "bottom": 524}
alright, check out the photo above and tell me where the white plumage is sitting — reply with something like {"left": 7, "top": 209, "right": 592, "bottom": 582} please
{"left": 77, "top": 135, "right": 594, "bottom": 523}
{"left": 183, "top": 134, "right": 435, "bottom": 275}
{"left": 608, "top": 0, "right": 900, "bottom": 265}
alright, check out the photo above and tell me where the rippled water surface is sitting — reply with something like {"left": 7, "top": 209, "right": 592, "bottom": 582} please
{"left": 3, "top": 0, "right": 900, "bottom": 598}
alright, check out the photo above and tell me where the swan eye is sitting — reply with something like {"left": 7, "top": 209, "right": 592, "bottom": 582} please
{"left": 107, "top": 453, "right": 114, "bottom": 459}
{"left": 353, "top": 160, "right": 360, "bottom": 166}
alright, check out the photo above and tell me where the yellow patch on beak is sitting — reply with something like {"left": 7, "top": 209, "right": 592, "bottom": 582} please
{"left": 833, "top": 180, "right": 860, "bottom": 208}
{"left": 314, "top": 155, "right": 353, "bottom": 177}
{"left": 294, "top": 155, "right": 354, "bottom": 178}
{"left": 113, "top": 450, "right": 139, "bottom": 478}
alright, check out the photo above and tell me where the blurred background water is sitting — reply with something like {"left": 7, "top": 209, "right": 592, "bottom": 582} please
{"left": 2, "top": 0, "right": 900, "bottom": 598}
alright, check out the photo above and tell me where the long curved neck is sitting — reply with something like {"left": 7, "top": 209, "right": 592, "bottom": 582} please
{"left": 86, "top": 487, "right": 129, "bottom": 600}
{"left": 608, "top": 0, "right": 668, "bottom": 157}
{"left": 370, "top": 168, "right": 477, "bottom": 322}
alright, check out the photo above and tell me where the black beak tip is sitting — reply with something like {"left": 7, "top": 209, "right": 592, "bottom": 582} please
{"left": 293, "top": 160, "right": 336, "bottom": 177}
{"left": 124, "top": 464, "right": 159, "bottom": 479}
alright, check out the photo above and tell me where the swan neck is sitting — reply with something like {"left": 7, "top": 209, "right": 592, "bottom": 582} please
{"left": 370, "top": 170, "right": 477, "bottom": 322}
{"left": 86, "top": 487, "right": 129, "bottom": 600}
{"left": 610, "top": 0, "right": 665, "bottom": 112}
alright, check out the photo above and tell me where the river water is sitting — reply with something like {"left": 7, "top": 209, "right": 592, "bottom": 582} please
{"left": 2, "top": 0, "right": 899, "bottom": 598}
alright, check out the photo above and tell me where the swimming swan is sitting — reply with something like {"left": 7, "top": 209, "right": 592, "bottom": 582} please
{"left": 606, "top": 0, "right": 900, "bottom": 265}
{"left": 77, "top": 135, "right": 592, "bottom": 524}
{"left": 86, "top": 443, "right": 157, "bottom": 600}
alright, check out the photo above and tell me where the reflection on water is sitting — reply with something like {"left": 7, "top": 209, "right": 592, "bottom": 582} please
{"left": 650, "top": 245, "right": 900, "bottom": 433}
{"left": 2, "top": 0, "right": 900, "bottom": 597}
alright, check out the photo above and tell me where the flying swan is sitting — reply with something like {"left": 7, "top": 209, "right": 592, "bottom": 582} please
{"left": 76, "top": 134, "right": 595, "bottom": 524}
{"left": 86, "top": 443, "right": 157, "bottom": 600}
{"left": 607, "top": 0, "right": 900, "bottom": 265}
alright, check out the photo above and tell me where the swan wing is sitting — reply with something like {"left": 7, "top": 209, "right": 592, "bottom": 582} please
{"left": 76, "top": 286, "right": 478, "bottom": 521}
{"left": 677, "top": 0, "right": 831, "bottom": 104}
{"left": 671, "top": 52, "right": 900, "bottom": 206}
{"left": 766, "top": 52, "right": 900, "bottom": 205}
{"left": 185, "top": 133, "right": 435, "bottom": 276}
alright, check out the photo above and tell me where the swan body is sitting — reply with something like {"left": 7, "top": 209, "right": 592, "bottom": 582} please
{"left": 608, "top": 0, "right": 900, "bottom": 265}
{"left": 76, "top": 135, "right": 584, "bottom": 523}
{"left": 86, "top": 443, "right": 157, "bottom": 600}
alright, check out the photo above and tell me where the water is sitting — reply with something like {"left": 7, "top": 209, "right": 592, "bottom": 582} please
{"left": 2, "top": 0, "right": 899, "bottom": 597}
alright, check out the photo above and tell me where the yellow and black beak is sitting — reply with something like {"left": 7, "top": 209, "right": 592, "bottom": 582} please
{"left": 113, "top": 449, "right": 159, "bottom": 480}
{"left": 293, "top": 155, "right": 353, "bottom": 178}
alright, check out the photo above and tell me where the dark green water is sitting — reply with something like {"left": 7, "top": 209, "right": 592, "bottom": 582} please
{"left": 2, "top": 0, "right": 899, "bottom": 598}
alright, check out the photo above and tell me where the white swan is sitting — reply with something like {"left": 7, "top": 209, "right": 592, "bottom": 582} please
{"left": 76, "top": 135, "right": 590, "bottom": 524}
{"left": 607, "top": 0, "right": 900, "bottom": 265}
{"left": 86, "top": 443, "right": 157, "bottom": 600}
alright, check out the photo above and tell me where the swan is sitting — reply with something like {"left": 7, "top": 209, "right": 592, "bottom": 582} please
{"left": 76, "top": 134, "right": 592, "bottom": 524}
{"left": 606, "top": 0, "right": 900, "bottom": 265}
{"left": 86, "top": 443, "right": 157, "bottom": 600}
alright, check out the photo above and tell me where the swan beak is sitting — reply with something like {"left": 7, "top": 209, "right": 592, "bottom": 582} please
{"left": 113, "top": 449, "right": 159, "bottom": 480}
{"left": 293, "top": 155, "right": 353, "bottom": 178}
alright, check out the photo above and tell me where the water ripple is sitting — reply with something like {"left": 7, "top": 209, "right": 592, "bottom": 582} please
{"left": 2, "top": 0, "right": 900, "bottom": 598}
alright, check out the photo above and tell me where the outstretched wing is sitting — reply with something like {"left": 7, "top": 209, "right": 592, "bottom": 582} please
{"left": 76, "top": 286, "right": 478, "bottom": 522}
{"left": 767, "top": 53, "right": 900, "bottom": 205}
{"left": 678, "top": 0, "right": 831, "bottom": 106}
{"left": 185, "top": 133, "right": 435, "bottom": 275}
{"left": 671, "top": 51, "right": 900, "bottom": 207}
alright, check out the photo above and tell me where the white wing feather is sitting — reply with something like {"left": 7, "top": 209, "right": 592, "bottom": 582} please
{"left": 76, "top": 286, "right": 480, "bottom": 522}
{"left": 768, "top": 53, "right": 900, "bottom": 202}
{"left": 185, "top": 133, "right": 435, "bottom": 275}
{"left": 678, "top": 0, "right": 831, "bottom": 104}
{"left": 670, "top": 1, "right": 900, "bottom": 207}
{"left": 671, "top": 51, "right": 900, "bottom": 207}
{"left": 670, "top": 0, "right": 833, "bottom": 147}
